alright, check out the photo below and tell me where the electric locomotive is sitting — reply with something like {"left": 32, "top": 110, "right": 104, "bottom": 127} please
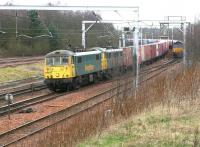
{"left": 44, "top": 48, "right": 123, "bottom": 91}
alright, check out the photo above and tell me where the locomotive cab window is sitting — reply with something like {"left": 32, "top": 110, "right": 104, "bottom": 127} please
{"left": 46, "top": 57, "right": 69, "bottom": 66}
{"left": 54, "top": 57, "right": 60, "bottom": 65}
{"left": 96, "top": 54, "right": 99, "bottom": 60}
{"left": 46, "top": 58, "right": 53, "bottom": 66}
{"left": 61, "top": 57, "right": 68, "bottom": 65}
{"left": 109, "top": 53, "right": 111, "bottom": 58}
{"left": 78, "top": 57, "right": 82, "bottom": 63}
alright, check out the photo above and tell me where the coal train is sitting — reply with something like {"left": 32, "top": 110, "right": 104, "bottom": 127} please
{"left": 44, "top": 39, "right": 172, "bottom": 91}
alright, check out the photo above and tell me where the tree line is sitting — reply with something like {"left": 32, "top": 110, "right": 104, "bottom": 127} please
{"left": 0, "top": 9, "right": 199, "bottom": 62}
{"left": 0, "top": 10, "right": 118, "bottom": 57}
{"left": 186, "top": 20, "right": 200, "bottom": 62}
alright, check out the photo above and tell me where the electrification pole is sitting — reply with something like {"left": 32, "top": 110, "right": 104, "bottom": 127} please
{"left": 82, "top": 23, "right": 86, "bottom": 49}
{"left": 183, "top": 23, "right": 186, "bottom": 65}
{"left": 135, "top": 9, "right": 139, "bottom": 88}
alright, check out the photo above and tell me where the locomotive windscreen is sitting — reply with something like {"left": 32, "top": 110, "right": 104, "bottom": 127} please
{"left": 46, "top": 57, "right": 68, "bottom": 66}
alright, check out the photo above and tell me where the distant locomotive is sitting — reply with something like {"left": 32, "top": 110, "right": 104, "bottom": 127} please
{"left": 172, "top": 41, "right": 184, "bottom": 58}
{"left": 44, "top": 40, "right": 171, "bottom": 91}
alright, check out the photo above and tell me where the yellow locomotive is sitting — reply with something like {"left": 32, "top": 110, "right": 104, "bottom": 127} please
{"left": 44, "top": 48, "right": 122, "bottom": 91}
{"left": 172, "top": 41, "right": 183, "bottom": 58}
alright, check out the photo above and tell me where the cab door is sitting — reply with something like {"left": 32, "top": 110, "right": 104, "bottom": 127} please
{"left": 101, "top": 52, "right": 108, "bottom": 70}
{"left": 66, "top": 56, "right": 75, "bottom": 78}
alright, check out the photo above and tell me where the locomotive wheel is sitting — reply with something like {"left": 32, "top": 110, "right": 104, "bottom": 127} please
{"left": 93, "top": 74, "right": 98, "bottom": 84}
{"left": 71, "top": 78, "right": 80, "bottom": 90}
{"left": 48, "top": 86, "right": 57, "bottom": 92}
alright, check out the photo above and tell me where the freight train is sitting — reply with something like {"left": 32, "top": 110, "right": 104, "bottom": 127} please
{"left": 44, "top": 40, "right": 171, "bottom": 91}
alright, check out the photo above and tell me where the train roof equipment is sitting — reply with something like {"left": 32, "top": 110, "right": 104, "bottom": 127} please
{"left": 45, "top": 50, "right": 75, "bottom": 58}
{"left": 173, "top": 40, "right": 183, "bottom": 47}
{"left": 74, "top": 50, "right": 102, "bottom": 56}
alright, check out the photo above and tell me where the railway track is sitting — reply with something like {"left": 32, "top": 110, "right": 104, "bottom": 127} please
{"left": 0, "top": 72, "right": 133, "bottom": 116}
{"left": 0, "top": 57, "right": 182, "bottom": 146}
{"left": 0, "top": 76, "right": 44, "bottom": 90}
{"left": 0, "top": 81, "right": 47, "bottom": 100}
{"left": 0, "top": 58, "right": 179, "bottom": 107}
{"left": 0, "top": 92, "right": 65, "bottom": 116}
{"left": 140, "top": 58, "right": 175, "bottom": 73}
{"left": 0, "top": 56, "right": 43, "bottom": 68}
{"left": 139, "top": 58, "right": 182, "bottom": 84}
{"left": 0, "top": 58, "right": 180, "bottom": 105}
{"left": 0, "top": 78, "right": 133, "bottom": 147}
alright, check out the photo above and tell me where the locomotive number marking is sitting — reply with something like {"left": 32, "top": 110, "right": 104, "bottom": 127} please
{"left": 85, "top": 64, "right": 94, "bottom": 71}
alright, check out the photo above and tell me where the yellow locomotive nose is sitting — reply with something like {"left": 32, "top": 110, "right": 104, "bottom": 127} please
{"left": 44, "top": 53, "right": 75, "bottom": 80}
{"left": 173, "top": 48, "right": 183, "bottom": 54}
{"left": 172, "top": 41, "right": 183, "bottom": 58}
{"left": 45, "top": 66, "right": 66, "bottom": 79}
{"left": 56, "top": 73, "right": 59, "bottom": 77}
{"left": 172, "top": 48, "right": 183, "bottom": 58}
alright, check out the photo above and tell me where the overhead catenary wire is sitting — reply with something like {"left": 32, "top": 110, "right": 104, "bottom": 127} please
{"left": 92, "top": 11, "right": 116, "bottom": 38}
{"left": 15, "top": 11, "right": 52, "bottom": 39}
{"left": 114, "top": 10, "right": 134, "bottom": 29}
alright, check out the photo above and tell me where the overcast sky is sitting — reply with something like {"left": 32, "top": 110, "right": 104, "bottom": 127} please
{"left": 0, "top": 0, "right": 199, "bottom": 22}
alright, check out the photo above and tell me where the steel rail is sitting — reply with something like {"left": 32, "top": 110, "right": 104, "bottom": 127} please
{"left": 0, "top": 92, "right": 66, "bottom": 116}
{"left": 0, "top": 57, "right": 43, "bottom": 68}
{"left": 0, "top": 80, "right": 133, "bottom": 146}
{"left": 0, "top": 70, "right": 133, "bottom": 112}
{"left": 0, "top": 57, "right": 43, "bottom": 65}
{"left": 139, "top": 59, "right": 182, "bottom": 84}
{"left": 0, "top": 76, "right": 43, "bottom": 89}
{"left": 0, "top": 82, "right": 47, "bottom": 100}
{"left": 140, "top": 59, "right": 179, "bottom": 76}
{"left": 140, "top": 58, "right": 174, "bottom": 72}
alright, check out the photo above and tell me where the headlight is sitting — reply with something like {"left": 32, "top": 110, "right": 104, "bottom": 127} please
{"left": 56, "top": 73, "right": 59, "bottom": 77}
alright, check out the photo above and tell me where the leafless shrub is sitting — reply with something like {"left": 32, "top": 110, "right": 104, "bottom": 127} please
{"left": 14, "top": 64, "right": 200, "bottom": 147}
{"left": 186, "top": 19, "right": 200, "bottom": 62}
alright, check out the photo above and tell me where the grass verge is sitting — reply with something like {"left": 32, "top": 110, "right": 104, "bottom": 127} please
{"left": 0, "top": 62, "right": 43, "bottom": 83}
{"left": 78, "top": 64, "right": 200, "bottom": 147}
{"left": 79, "top": 101, "right": 200, "bottom": 147}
